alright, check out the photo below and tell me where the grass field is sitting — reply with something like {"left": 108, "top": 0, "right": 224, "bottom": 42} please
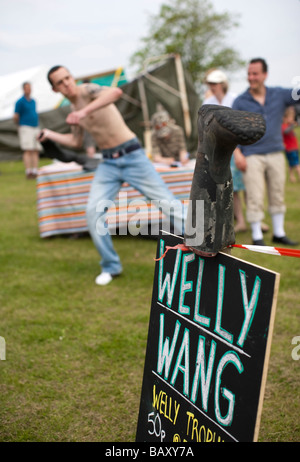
{"left": 0, "top": 153, "right": 299, "bottom": 442}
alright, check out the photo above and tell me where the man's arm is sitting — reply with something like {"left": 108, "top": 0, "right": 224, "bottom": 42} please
{"left": 231, "top": 97, "right": 248, "bottom": 171}
{"left": 66, "top": 86, "right": 123, "bottom": 125}
{"left": 39, "top": 85, "right": 122, "bottom": 148}
{"left": 13, "top": 113, "right": 19, "bottom": 124}
{"left": 176, "top": 127, "right": 189, "bottom": 164}
{"left": 13, "top": 100, "right": 20, "bottom": 124}
{"left": 233, "top": 147, "right": 247, "bottom": 171}
{"left": 152, "top": 153, "right": 175, "bottom": 165}
{"left": 282, "top": 122, "right": 297, "bottom": 134}
{"left": 38, "top": 125, "right": 84, "bottom": 149}
{"left": 179, "top": 149, "right": 189, "bottom": 165}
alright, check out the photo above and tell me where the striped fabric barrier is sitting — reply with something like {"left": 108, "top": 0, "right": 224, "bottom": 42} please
{"left": 36, "top": 161, "right": 194, "bottom": 238}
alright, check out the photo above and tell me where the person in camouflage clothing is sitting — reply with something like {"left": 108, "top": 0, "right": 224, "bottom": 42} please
{"left": 151, "top": 110, "right": 189, "bottom": 166}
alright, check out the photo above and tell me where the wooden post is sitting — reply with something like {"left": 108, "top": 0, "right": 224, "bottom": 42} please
{"left": 138, "top": 78, "right": 152, "bottom": 155}
{"left": 174, "top": 54, "right": 192, "bottom": 137}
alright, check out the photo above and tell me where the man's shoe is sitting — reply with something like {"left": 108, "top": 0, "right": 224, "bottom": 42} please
{"left": 95, "top": 272, "right": 121, "bottom": 286}
{"left": 95, "top": 272, "right": 113, "bottom": 286}
{"left": 272, "top": 235, "right": 299, "bottom": 246}
{"left": 26, "top": 171, "right": 36, "bottom": 179}
{"left": 252, "top": 239, "right": 266, "bottom": 246}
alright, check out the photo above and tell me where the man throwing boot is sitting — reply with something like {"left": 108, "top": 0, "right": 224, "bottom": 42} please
{"left": 40, "top": 66, "right": 184, "bottom": 285}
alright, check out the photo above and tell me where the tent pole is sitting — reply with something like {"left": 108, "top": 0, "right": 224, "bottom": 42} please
{"left": 138, "top": 78, "right": 152, "bottom": 156}
{"left": 174, "top": 54, "right": 192, "bottom": 137}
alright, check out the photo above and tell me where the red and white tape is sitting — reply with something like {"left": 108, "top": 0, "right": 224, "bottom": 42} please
{"left": 154, "top": 243, "right": 300, "bottom": 261}
{"left": 230, "top": 244, "right": 300, "bottom": 258}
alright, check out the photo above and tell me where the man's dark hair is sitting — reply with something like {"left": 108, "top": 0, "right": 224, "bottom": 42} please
{"left": 249, "top": 58, "right": 268, "bottom": 73}
{"left": 47, "top": 65, "right": 64, "bottom": 86}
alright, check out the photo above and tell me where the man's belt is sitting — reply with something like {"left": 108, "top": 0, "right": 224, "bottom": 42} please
{"left": 102, "top": 143, "right": 141, "bottom": 159}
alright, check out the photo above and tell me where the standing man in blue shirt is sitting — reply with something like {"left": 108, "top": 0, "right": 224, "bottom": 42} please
{"left": 233, "top": 58, "right": 298, "bottom": 246}
{"left": 14, "top": 82, "right": 41, "bottom": 179}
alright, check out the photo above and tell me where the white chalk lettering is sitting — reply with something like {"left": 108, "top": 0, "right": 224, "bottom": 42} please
{"left": 156, "top": 315, "right": 244, "bottom": 425}
{"left": 158, "top": 240, "right": 182, "bottom": 307}
{"left": 157, "top": 315, "right": 181, "bottom": 379}
{"left": 194, "top": 258, "right": 211, "bottom": 328}
{"left": 158, "top": 247, "right": 262, "bottom": 348}
{"left": 214, "top": 265, "right": 233, "bottom": 343}
{"left": 214, "top": 351, "right": 244, "bottom": 427}
{"left": 178, "top": 253, "right": 195, "bottom": 315}
{"left": 191, "top": 336, "right": 216, "bottom": 411}
{"left": 170, "top": 327, "right": 190, "bottom": 396}
{"left": 237, "top": 270, "right": 261, "bottom": 348}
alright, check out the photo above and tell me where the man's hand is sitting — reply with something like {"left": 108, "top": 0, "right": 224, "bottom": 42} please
{"left": 179, "top": 150, "right": 189, "bottom": 165}
{"left": 66, "top": 109, "right": 87, "bottom": 125}
{"left": 233, "top": 148, "right": 247, "bottom": 172}
{"left": 37, "top": 129, "right": 51, "bottom": 142}
{"left": 13, "top": 113, "right": 19, "bottom": 125}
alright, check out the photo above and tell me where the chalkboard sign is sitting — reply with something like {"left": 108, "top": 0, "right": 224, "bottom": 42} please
{"left": 136, "top": 231, "right": 280, "bottom": 442}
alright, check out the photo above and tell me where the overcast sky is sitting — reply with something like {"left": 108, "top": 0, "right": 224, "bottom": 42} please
{"left": 1, "top": 0, "right": 299, "bottom": 94}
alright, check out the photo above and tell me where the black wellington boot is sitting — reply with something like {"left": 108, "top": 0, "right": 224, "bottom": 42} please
{"left": 184, "top": 104, "right": 266, "bottom": 256}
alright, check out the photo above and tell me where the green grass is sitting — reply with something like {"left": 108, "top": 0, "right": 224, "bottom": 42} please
{"left": 0, "top": 155, "right": 299, "bottom": 442}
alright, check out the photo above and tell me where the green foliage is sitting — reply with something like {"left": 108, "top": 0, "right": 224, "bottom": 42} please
{"left": 130, "top": 0, "right": 245, "bottom": 91}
